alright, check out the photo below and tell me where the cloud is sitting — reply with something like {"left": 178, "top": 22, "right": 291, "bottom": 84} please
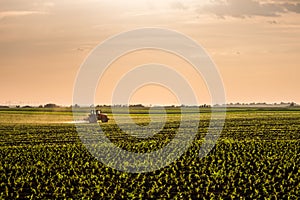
{"left": 170, "top": 1, "right": 188, "bottom": 10}
{"left": 283, "top": 2, "right": 300, "bottom": 13}
{"left": 0, "top": 0, "right": 55, "bottom": 12}
{"left": 0, "top": 11, "right": 47, "bottom": 19}
{"left": 198, "top": 0, "right": 300, "bottom": 18}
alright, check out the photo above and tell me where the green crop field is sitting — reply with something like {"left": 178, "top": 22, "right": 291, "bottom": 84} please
{"left": 0, "top": 107, "right": 299, "bottom": 199}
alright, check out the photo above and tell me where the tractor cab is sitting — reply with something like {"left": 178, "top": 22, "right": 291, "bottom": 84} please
{"left": 86, "top": 109, "right": 109, "bottom": 123}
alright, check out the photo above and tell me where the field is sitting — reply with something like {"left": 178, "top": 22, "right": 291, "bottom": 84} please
{"left": 0, "top": 107, "right": 299, "bottom": 199}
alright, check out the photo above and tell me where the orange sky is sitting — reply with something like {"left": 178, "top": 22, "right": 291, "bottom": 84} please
{"left": 0, "top": 0, "right": 299, "bottom": 106}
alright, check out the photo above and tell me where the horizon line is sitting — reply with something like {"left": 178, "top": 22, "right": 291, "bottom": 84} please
{"left": 0, "top": 101, "right": 298, "bottom": 108}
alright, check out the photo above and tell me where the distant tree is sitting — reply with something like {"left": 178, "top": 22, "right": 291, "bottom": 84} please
{"left": 22, "top": 105, "right": 33, "bottom": 108}
{"left": 44, "top": 103, "right": 59, "bottom": 108}
{"left": 16, "top": 105, "right": 20, "bottom": 108}
{"left": 38, "top": 105, "right": 43, "bottom": 108}
{"left": 290, "top": 102, "right": 295, "bottom": 107}
{"left": 129, "top": 104, "right": 144, "bottom": 108}
{"left": 200, "top": 104, "right": 210, "bottom": 108}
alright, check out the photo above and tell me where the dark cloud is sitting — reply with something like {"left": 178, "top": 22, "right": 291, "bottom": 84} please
{"left": 198, "top": 0, "right": 300, "bottom": 18}
{"left": 283, "top": 2, "right": 300, "bottom": 13}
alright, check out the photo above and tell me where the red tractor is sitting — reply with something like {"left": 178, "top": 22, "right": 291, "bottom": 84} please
{"left": 86, "top": 110, "right": 109, "bottom": 123}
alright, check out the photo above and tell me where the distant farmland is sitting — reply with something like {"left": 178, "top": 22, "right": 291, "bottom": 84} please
{"left": 0, "top": 107, "right": 299, "bottom": 199}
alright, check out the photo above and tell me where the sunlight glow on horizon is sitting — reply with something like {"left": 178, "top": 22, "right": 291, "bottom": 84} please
{"left": 0, "top": 0, "right": 299, "bottom": 106}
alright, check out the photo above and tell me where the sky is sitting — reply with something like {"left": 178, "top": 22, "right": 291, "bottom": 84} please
{"left": 0, "top": 0, "right": 299, "bottom": 106}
